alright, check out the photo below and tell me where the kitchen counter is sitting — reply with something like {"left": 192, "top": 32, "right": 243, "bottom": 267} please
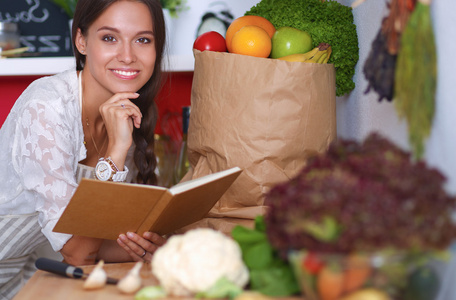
{"left": 13, "top": 262, "right": 161, "bottom": 300}
{"left": 13, "top": 261, "right": 303, "bottom": 300}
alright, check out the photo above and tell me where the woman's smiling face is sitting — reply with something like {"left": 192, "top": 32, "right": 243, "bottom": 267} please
{"left": 76, "top": 0, "right": 156, "bottom": 96}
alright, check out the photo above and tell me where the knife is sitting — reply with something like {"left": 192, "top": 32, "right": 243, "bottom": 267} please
{"left": 35, "top": 257, "right": 119, "bottom": 284}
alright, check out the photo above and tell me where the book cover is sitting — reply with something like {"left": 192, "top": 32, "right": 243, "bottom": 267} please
{"left": 53, "top": 167, "right": 242, "bottom": 239}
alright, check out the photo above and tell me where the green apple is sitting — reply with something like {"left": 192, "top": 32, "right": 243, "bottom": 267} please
{"left": 271, "top": 26, "right": 312, "bottom": 59}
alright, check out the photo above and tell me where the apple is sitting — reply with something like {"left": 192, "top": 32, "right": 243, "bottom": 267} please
{"left": 271, "top": 27, "right": 312, "bottom": 59}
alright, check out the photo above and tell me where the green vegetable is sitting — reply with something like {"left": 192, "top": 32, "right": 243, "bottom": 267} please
{"left": 231, "top": 226, "right": 273, "bottom": 269}
{"left": 195, "top": 277, "right": 243, "bottom": 299}
{"left": 243, "top": 240, "right": 274, "bottom": 270}
{"left": 300, "top": 215, "right": 340, "bottom": 242}
{"left": 231, "top": 216, "right": 300, "bottom": 297}
{"left": 231, "top": 225, "right": 269, "bottom": 246}
{"left": 249, "top": 264, "right": 299, "bottom": 297}
{"left": 394, "top": 1, "right": 436, "bottom": 159}
{"left": 246, "top": 0, "right": 359, "bottom": 96}
{"left": 135, "top": 286, "right": 167, "bottom": 300}
{"left": 403, "top": 265, "right": 440, "bottom": 300}
{"left": 264, "top": 133, "right": 456, "bottom": 255}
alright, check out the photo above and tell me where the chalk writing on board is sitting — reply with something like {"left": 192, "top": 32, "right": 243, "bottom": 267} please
{"left": 21, "top": 35, "right": 62, "bottom": 53}
{"left": 0, "top": 0, "right": 49, "bottom": 23}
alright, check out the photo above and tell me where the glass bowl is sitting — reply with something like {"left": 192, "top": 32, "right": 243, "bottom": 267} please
{"left": 288, "top": 250, "right": 442, "bottom": 300}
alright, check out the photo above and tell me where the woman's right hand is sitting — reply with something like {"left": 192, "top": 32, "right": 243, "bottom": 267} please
{"left": 99, "top": 92, "right": 141, "bottom": 167}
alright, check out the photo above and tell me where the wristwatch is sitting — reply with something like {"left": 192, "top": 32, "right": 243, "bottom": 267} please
{"left": 95, "top": 157, "right": 129, "bottom": 182}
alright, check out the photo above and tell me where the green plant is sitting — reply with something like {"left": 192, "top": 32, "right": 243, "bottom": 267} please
{"left": 231, "top": 216, "right": 300, "bottom": 297}
{"left": 160, "top": 0, "right": 188, "bottom": 18}
{"left": 51, "top": 0, "right": 77, "bottom": 18}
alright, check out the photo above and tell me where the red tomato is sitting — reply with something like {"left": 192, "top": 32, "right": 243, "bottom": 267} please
{"left": 193, "top": 31, "right": 227, "bottom": 52}
{"left": 302, "top": 252, "right": 325, "bottom": 275}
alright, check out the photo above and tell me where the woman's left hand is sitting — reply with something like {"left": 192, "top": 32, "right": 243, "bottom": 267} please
{"left": 117, "top": 231, "right": 167, "bottom": 262}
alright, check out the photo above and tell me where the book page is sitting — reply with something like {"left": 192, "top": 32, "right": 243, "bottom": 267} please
{"left": 141, "top": 166, "right": 242, "bottom": 235}
{"left": 53, "top": 179, "right": 167, "bottom": 240}
{"left": 169, "top": 166, "right": 242, "bottom": 195}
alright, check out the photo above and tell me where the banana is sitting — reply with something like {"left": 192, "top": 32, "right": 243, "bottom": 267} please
{"left": 302, "top": 51, "right": 325, "bottom": 63}
{"left": 317, "top": 52, "right": 328, "bottom": 64}
{"left": 322, "top": 46, "right": 332, "bottom": 63}
{"left": 278, "top": 43, "right": 332, "bottom": 64}
{"left": 303, "top": 43, "right": 332, "bottom": 64}
{"left": 277, "top": 46, "right": 319, "bottom": 62}
{"left": 312, "top": 50, "right": 328, "bottom": 64}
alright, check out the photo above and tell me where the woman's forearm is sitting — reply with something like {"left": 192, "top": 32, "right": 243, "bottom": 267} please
{"left": 60, "top": 235, "right": 104, "bottom": 266}
{"left": 97, "top": 239, "right": 133, "bottom": 262}
{"left": 60, "top": 236, "right": 133, "bottom": 265}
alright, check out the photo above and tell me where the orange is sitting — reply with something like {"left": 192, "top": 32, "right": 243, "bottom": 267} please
{"left": 231, "top": 25, "right": 272, "bottom": 58}
{"left": 226, "top": 15, "right": 276, "bottom": 53}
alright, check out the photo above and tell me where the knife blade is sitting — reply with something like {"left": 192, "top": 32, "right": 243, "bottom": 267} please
{"left": 35, "top": 257, "right": 119, "bottom": 284}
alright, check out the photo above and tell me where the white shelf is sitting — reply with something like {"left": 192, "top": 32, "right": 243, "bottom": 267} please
{"left": 0, "top": 55, "right": 194, "bottom": 76}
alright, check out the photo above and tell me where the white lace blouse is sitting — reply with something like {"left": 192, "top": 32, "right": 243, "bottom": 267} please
{"left": 0, "top": 69, "right": 136, "bottom": 252}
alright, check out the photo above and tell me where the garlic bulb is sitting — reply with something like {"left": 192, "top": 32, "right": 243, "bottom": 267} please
{"left": 83, "top": 260, "right": 107, "bottom": 290}
{"left": 117, "top": 261, "right": 143, "bottom": 294}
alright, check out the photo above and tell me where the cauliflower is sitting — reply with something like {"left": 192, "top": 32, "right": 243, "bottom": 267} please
{"left": 151, "top": 228, "right": 249, "bottom": 296}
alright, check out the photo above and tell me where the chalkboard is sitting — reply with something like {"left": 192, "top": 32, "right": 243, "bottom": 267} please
{"left": 0, "top": 0, "right": 73, "bottom": 57}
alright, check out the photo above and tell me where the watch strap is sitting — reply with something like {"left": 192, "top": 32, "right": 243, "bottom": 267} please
{"left": 96, "top": 157, "right": 129, "bottom": 182}
{"left": 105, "top": 157, "right": 128, "bottom": 182}
{"left": 112, "top": 165, "right": 128, "bottom": 182}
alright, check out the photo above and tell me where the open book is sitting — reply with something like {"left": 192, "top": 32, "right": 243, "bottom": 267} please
{"left": 53, "top": 167, "right": 242, "bottom": 239}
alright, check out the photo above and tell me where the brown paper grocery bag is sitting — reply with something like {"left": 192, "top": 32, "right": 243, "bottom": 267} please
{"left": 181, "top": 50, "right": 336, "bottom": 234}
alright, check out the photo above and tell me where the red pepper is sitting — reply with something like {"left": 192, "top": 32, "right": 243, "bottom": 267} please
{"left": 302, "top": 252, "right": 325, "bottom": 275}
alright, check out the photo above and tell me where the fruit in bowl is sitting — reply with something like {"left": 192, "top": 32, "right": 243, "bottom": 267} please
{"left": 288, "top": 250, "right": 441, "bottom": 300}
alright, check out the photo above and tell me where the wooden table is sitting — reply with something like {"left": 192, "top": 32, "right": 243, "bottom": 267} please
{"left": 13, "top": 262, "right": 166, "bottom": 300}
{"left": 14, "top": 261, "right": 303, "bottom": 300}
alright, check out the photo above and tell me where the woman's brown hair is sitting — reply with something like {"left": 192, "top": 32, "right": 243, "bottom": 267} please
{"left": 72, "top": 0, "right": 166, "bottom": 185}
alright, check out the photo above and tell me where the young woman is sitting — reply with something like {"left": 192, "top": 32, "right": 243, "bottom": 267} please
{"left": 0, "top": 0, "right": 167, "bottom": 298}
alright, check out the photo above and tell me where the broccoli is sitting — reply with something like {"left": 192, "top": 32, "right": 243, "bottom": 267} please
{"left": 246, "top": 0, "right": 359, "bottom": 97}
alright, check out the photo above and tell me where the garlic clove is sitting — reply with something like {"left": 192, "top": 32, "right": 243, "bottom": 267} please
{"left": 83, "top": 260, "right": 107, "bottom": 290}
{"left": 117, "top": 261, "right": 143, "bottom": 294}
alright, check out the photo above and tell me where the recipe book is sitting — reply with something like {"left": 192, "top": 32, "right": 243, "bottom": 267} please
{"left": 53, "top": 167, "right": 242, "bottom": 239}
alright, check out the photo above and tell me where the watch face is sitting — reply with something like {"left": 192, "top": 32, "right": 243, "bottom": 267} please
{"left": 95, "top": 160, "right": 112, "bottom": 181}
